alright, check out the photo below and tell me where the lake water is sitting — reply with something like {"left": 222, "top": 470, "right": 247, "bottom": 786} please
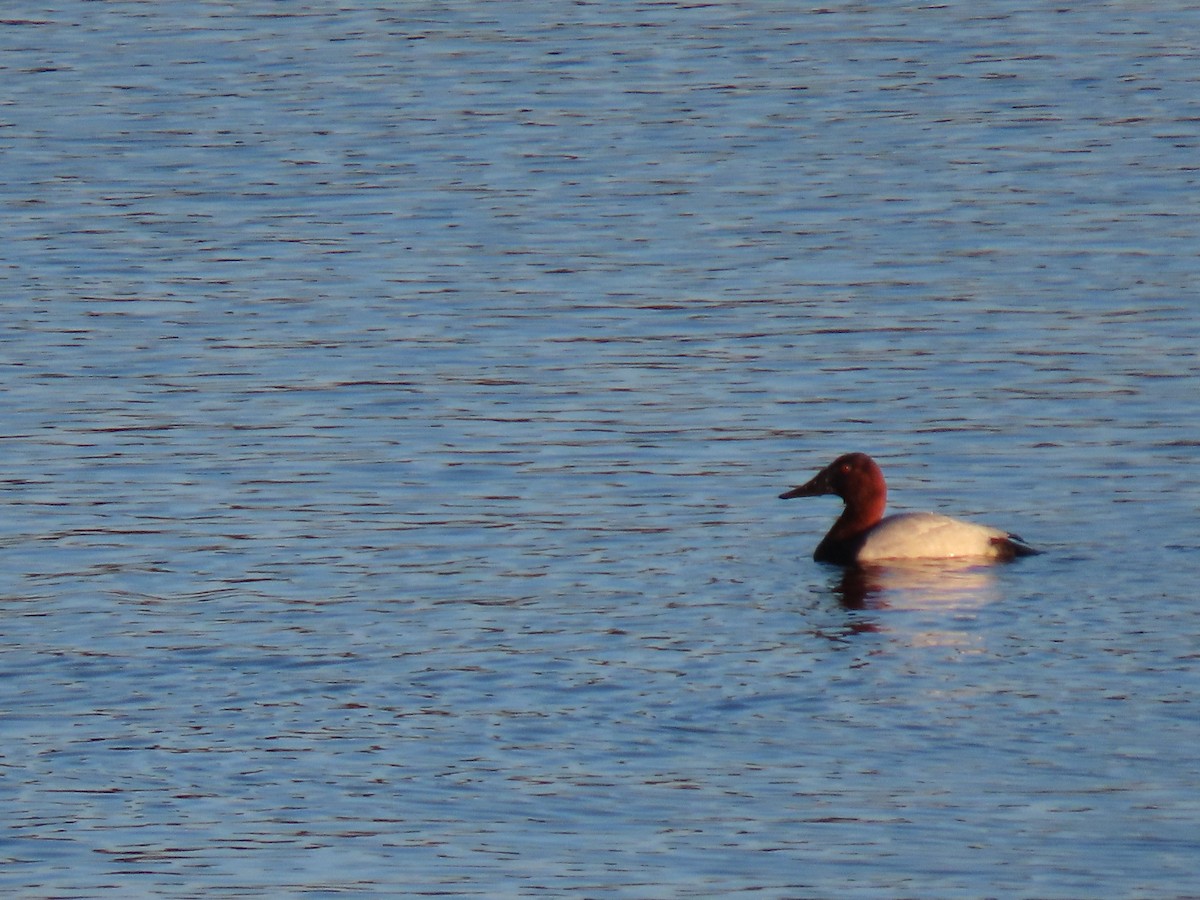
{"left": 3, "top": 2, "right": 1199, "bottom": 897}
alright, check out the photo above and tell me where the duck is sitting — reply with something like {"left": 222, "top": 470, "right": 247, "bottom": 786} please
{"left": 779, "top": 452, "right": 1038, "bottom": 566}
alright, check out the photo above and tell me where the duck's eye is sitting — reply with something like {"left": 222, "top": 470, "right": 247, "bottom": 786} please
{"left": 840, "top": 463, "right": 851, "bottom": 474}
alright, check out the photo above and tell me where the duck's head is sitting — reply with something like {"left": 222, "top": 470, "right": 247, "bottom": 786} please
{"left": 779, "top": 452, "right": 886, "bottom": 506}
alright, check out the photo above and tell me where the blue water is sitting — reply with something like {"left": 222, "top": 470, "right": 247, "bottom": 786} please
{"left": 3, "top": 2, "right": 1199, "bottom": 897}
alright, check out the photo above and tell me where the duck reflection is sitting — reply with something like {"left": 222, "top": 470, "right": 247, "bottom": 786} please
{"left": 831, "top": 558, "right": 1002, "bottom": 611}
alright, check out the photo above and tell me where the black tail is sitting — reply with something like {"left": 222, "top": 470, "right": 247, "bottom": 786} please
{"left": 992, "top": 532, "right": 1040, "bottom": 560}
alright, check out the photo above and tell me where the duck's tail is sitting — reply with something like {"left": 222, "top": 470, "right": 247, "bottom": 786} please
{"left": 992, "top": 532, "right": 1040, "bottom": 560}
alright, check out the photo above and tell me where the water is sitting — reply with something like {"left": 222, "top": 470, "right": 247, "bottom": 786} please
{"left": 2, "top": 2, "right": 1199, "bottom": 897}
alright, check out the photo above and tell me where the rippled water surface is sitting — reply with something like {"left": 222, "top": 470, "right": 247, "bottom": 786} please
{"left": 3, "top": 2, "right": 1200, "bottom": 897}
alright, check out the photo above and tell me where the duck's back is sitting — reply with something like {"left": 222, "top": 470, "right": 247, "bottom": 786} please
{"left": 857, "top": 512, "right": 1015, "bottom": 562}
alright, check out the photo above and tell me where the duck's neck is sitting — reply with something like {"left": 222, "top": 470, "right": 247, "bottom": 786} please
{"left": 814, "top": 491, "right": 886, "bottom": 565}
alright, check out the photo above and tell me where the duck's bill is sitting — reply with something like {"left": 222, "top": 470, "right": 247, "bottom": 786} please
{"left": 779, "top": 471, "right": 831, "bottom": 499}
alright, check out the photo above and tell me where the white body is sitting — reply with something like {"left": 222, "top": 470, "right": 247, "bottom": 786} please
{"left": 856, "top": 512, "right": 1011, "bottom": 562}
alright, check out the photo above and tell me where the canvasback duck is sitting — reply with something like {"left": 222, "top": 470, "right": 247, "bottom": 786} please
{"left": 779, "top": 452, "right": 1038, "bottom": 566}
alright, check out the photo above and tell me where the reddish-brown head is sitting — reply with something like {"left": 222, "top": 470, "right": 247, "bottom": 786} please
{"left": 779, "top": 452, "right": 887, "bottom": 518}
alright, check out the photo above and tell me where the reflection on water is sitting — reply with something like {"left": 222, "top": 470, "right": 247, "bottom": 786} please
{"left": 831, "top": 559, "right": 1004, "bottom": 611}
